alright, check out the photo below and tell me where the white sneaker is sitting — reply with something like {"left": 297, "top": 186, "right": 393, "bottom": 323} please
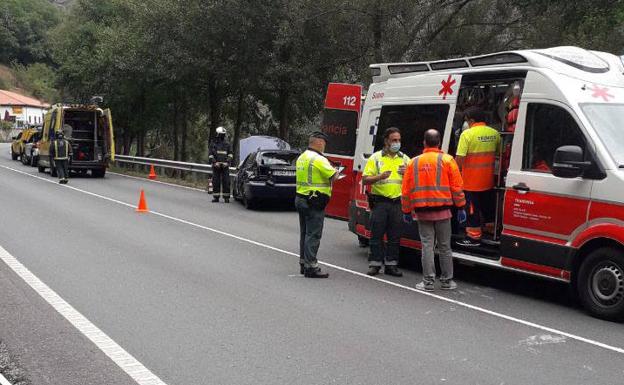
{"left": 416, "top": 281, "right": 435, "bottom": 292}
{"left": 440, "top": 280, "right": 457, "bottom": 290}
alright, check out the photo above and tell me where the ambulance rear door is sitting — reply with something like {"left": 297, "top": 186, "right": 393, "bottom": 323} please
{"left": 321, "top": 83, "right": 362, "bottom": 219}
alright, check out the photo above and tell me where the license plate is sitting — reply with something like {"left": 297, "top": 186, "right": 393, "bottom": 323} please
{"left": 273, "top": 170, "right": 295, "bottom": 176}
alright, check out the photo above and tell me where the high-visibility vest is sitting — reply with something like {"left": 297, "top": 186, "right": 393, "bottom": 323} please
{"left": 456, "top": 123, "right": 500, "bottom": 191}
{"left": 363, "top": 150, "right": 410, "bottom": 199}
{"left": 296, "top": 149, "right": 336, "bottom": 197}
{"left": 53, "top": 139, "right": 70, "bottom": 160}
{"left": 401, "top": 148, "right": 466, "bottom": 213}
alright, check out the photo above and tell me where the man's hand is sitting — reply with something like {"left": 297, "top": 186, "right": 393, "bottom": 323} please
{"left": 398, "top": 165, "right": 406, "bottom": 175}
{"left": 403, "top": 213, "right": 413, "bottom": 224}
{"left": 379, "top": 171, "right": 392, "bottom": 181}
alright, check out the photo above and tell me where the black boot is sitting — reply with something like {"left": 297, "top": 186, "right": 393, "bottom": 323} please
{"left": 384, "top": 265, "right": 403, "bottom": 277}
{"left": 304, "top": 267, "right": 329, "bottom": 278}
{"left": 367, "top": 266, "right": 381, "bottom": 276}
{"left": 212, "top": 196, "right": 220, "bottom": 203}
{"left": 224, "top": 197, "right": 230, "bottom": 203}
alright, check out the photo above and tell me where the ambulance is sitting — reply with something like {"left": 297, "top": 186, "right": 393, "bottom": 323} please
{"left": 348, "top": 46, "right": 624, "bottom": 321}
{"left": 38, "top": 103, "right": 114, "bottom": 178}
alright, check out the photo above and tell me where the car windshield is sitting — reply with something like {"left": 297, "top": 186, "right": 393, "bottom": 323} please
{"left": 260, "top": 152, "right": 298, "bottom": 166}
{"left": 581, "top": 103, "right": 624, "bottom": 167}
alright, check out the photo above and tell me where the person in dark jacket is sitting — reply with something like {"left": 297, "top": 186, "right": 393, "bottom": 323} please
{"left": 209, "top": 126, "right": 233, "bottom": 202}
{"left": 50, "top": 131, "right": 71, "bottom": 184}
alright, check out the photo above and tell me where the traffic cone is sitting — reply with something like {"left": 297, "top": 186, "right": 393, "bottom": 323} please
{"left": 136, "top": 189, "right": 149, "bottom": 213}
{"left": 148, "top": 165, "right": 157, "bottom": 180}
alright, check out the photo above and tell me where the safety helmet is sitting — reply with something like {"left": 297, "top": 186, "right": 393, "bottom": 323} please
{"left": 216, "top": 126, "right": 226, "bottom": 135}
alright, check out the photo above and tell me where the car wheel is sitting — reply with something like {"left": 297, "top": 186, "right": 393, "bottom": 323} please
{"left": 577, "top": 247, "right": 624, "bottom": 321}
{"left": 21, "top": 152, "right": 28, "bottom": 165}
{"left": 242, "top": 188, "right": 256, "bottom": 209}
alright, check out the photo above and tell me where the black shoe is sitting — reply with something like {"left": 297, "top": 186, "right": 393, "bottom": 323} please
{"left": 367, "top": 266, "right": 381, "bottom": 276}
{"left": 384, "top": 265, "right": 403, "bottom": 277}
{"left": 304, "top": 268, "right": 329, "bottom": 278}
{"left": 456, "top": 238, "right": 481, "bottom": 247}
{"left": 212, "top": 197, "right": 220, "bottom": 203}
{"left": 224, "top": 198, "right": 230, "bottom": 203}
{"left": 300, "top": 264, "right": 304, "bottom": 275}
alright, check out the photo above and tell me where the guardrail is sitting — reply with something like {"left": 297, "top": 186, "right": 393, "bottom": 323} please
{"left": 114, "top": 154, "right": 238, "bottom": 175}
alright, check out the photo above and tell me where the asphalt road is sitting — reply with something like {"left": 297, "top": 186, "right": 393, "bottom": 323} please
{"left": 1, "top": 143, "right": 623, "bottom": 385}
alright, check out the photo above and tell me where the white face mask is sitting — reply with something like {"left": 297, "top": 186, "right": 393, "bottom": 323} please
{"left": 389, "top": 142, "right": 401, "bottom": 153}
{"left": 462, "top": 121, "right": 470, "bottom": 131}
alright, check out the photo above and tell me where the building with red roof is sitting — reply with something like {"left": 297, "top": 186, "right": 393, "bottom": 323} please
{"left": 0, "top": 90, "right": 50, "bottom": 128}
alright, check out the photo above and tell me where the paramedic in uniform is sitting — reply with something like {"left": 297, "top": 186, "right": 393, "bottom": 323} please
{"left": 209, "top": 126, "right": 234, "bottom": 203}
{"left": 455, "top": 106, "right": 501, "bottom": 247}
{"left": 362, "top": 127, "right": 410, "bottom": 277}
{"left": 295, "top": 131, "right": 337, "bottom": 278}
{"left": 50, "top": 131, "right": 71, "bottom": 184}
{"left": 402, "top": 129, "right": 466, "bottom": 291}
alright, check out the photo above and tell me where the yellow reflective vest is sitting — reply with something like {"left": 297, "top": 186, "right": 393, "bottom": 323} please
{"left": 296, "top": 149, "right": 336, "bottom": 197}
{"left": 363, "top": 150, "right": 410, "bottom": 199}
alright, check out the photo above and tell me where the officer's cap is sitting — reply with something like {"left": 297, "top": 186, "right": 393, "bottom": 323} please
{"left": 310, "top": 131, "right": 329, "bottom": 141}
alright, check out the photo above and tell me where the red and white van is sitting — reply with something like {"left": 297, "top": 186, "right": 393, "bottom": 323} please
{"left": 348, "top": 46, "right": 624, "bottom": 321}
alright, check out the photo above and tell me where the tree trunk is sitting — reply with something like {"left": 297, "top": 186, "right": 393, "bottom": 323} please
{"left": 172, "top": 100, "right": 179, "bottom": 161}
{"left": 233, "top": 90, "right": 244, "bottom": 163}
{"left": 207, "top": 76, "right": 221, "bottom": 144}
{"left": 277, "top": 87, "right": 289, "bottom": 141}
{"left": 137, "top": 132, "right": 145, "bottom": 157}
{"left": 180, "top": 103, "right": 188, "bottom": 162}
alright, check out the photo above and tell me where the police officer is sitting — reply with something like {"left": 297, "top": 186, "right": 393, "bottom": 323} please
{"left": 295, "top": 131, "right": 337, "bottom": 278}
{"left": 50, "top": 131, "right": 71, "bottom": 184}
{"left": 455, "top": 107, "right": 501, "bottom": 246}
{"left": 362, "top": 127, "right": 410, "bottom": 277}
{"left": 209, "top": 126, "right": 233, "bottom": 203}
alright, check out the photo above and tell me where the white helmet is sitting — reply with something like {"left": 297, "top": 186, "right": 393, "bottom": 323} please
{"left": 216, "top": 126, "right": 226, "bottom": 135}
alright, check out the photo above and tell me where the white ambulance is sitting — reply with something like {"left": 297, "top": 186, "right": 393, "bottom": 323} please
{"left": 348, "top": 46, "right": 624, "bottom": 321}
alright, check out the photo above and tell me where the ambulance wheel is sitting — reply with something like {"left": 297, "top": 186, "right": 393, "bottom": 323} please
{"left": 92, "top": 168, "right": 106, "bottom": 178}
{"left": 577, "top": 247, "right": 624, "bottom": 321}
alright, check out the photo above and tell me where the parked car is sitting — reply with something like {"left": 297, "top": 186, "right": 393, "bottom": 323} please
{"left": 234, "top": 149, "right": 300, "bottom": 209}
{"left": 10, "top": 128, "right": 38, "bottom": 161}
{"left": 21, "top": 131, "right": 42, "bottom": 166}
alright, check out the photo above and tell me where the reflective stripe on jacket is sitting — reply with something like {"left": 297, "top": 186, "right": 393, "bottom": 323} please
{"left": 53, "top": 139, "right": 70, "bottom": 161}
{"left": 295, "top": 149, "right": 336, "bottom": 197}
{"left": 401, "top": 148, "right": 466, "bottom": 213}
{"left": 362, "top": 150, "right": 409, "bottom": 199}
{"left": 456, "top": 123, "right": 500, "bottom": 191}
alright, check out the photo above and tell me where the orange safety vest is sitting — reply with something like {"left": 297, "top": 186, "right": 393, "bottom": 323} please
{"left": 457, "top": 123, "right": 500, "bottom": 191}
{"left": 401, "top": 148, "right": 466, "bottom": 213}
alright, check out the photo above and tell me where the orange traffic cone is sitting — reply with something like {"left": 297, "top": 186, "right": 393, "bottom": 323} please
{"left": 148, "top": 165, "right": 157, "bottom": 180}
{"left": 136, "top": 189, "right": 149, "bottom": 213}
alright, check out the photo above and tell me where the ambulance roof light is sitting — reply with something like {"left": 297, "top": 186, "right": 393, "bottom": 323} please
{"left": 429, "top": 59, "right": 468, "bottom": 70}
{"left": 470, "top": 53, "right": 527, "bottom": 67}
{"left": 388, "top": 63, "right": 429, "bottom": 74}
{"left": 536, "top": 46, "right": 609, "bottom": 73}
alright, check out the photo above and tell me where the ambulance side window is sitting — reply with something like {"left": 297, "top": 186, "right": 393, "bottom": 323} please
{"left": 375, "top": 104, "right": 450, "bottom": 158}
{"left": 522, "top": 103, "right": 586, "bottom": 173}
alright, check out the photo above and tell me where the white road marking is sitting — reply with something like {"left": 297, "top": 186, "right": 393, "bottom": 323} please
{"left": 0, "top": 245, "right": 167, "bottom": 385}
{"left": 2, "top": 163, "right": 624, "bottom": 356}
{"left": 0, "top": 373, "right": 12, "bottom": 385}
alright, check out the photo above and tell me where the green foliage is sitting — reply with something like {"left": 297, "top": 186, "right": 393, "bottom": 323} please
{"left": 12, "top": 62, "right": 59, "bottom": 102}
{"left": 0, "top": 0, "right": 61, "bottom": 65}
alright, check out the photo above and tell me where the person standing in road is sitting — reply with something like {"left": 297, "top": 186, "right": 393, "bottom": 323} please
{"left": 362, "top": 127, "right": 410, "bottom": 277}
{"left": 402, "top": 129, "right": 466, "bottom": 291}
{"left": 295, "top": 131, "right": 337, "bottom": 278}
{"left": 50, "top": 130, "right": 71, "bottom": 184}
{"left": 455, "top": 106, "right": 501, "bottom": 246}
{"left": 209, "top": 126, "right": 234, "bottom": 203}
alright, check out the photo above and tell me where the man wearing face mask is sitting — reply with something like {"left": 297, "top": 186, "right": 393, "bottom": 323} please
{"left": 362, "top": 127, "right": 410, "bottom": 277}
